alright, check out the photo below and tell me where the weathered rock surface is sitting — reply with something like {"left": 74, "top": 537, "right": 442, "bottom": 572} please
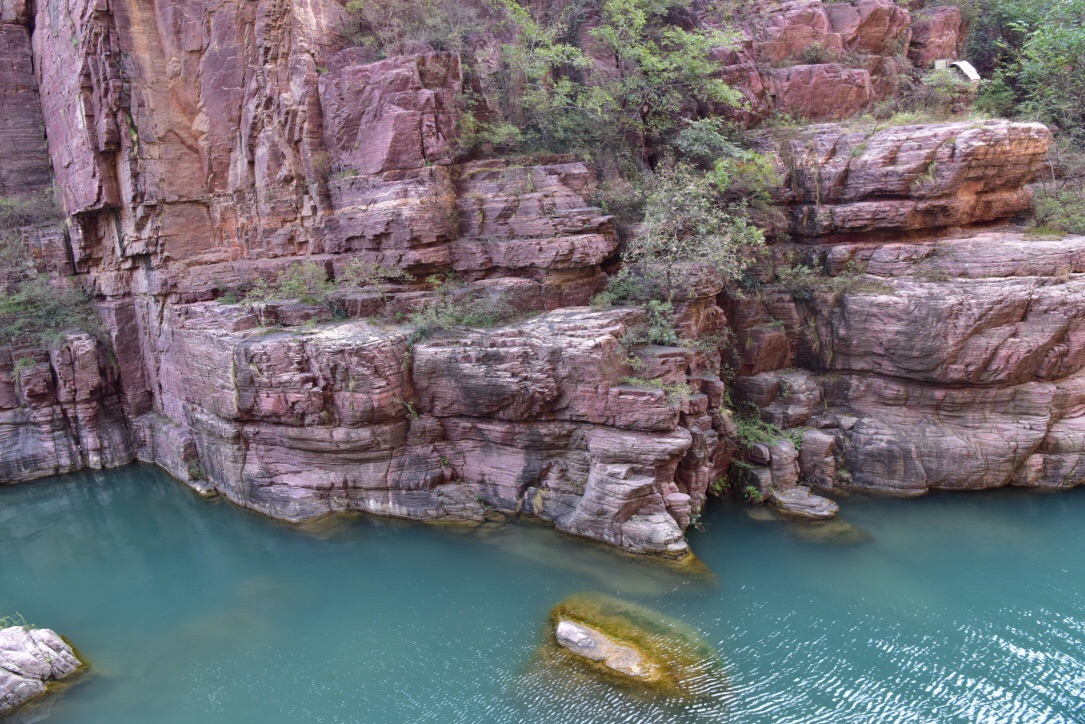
{"left": 0, "top": 626, "right": 83, "bottom": 715}
{"left": 771, "top": 485, "right": 839, "bottom": 519}
{"left": 768, "top": 64, "right": 874, "bottom": 122}
{"left": 0, "top": 18, "right": 51, "bottom": 198}
{"left": 775, "top": 120, "right": 1052, "bottom": 237}
{"left": 134, "top": 304, "right": 715, "bottom": 556}
{"left": 554, "top": 620, "right": 658, "bottom": 680}
{"left": 711, "top": 0, "right": 929, "bottom": 122}
{"left": 728, "top": 230, "right": 1085, "bottom": 496}
{"left": 908, "top": 6, "right": 966, "bottom": 68}
{"left": 0, "top": 333, "right": 134, "bottom": 484}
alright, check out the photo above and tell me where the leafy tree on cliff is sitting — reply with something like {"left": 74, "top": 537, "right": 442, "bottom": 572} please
{"left": 950, "top": 0, "right": 1085, "bottom": 141}
{"left": 495, "top": 0, "right": 741, "bottom": 161}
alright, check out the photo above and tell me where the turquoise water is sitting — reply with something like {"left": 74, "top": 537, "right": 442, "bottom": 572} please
{"left": 3, "top": 465, "right": 1085, "bottom": 722}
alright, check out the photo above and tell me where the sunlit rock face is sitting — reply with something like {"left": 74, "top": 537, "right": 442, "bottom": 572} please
{"left": 0, "top": 0, "right": 1075, "bottom": 554}
{"left": 775, "top": 121, "right": 1051, "bottom": 238}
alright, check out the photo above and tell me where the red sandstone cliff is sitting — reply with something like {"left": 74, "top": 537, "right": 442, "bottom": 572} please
{"left": 0, "top": 0, "right": 1070, "bottom": 556}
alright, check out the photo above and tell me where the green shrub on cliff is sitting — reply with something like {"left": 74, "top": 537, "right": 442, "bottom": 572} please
{"left": 934, "top": 0, "right": 1085, "bottom": 141}
{"left": 1030, "top": 187, "right": 1085, "bottom": 237}
{"left": 344, "top": 0, "right": 487, "bottom": 55}
{"left": 406, "top": 276, "right": 517, "bottom": 342}
{"left": 0, "top": 191, "right": 101, "bottom": 348}
{"left": 274, "top": 262, "right": 336, "bottom": 305}
{"left": 346, "top": 0, "right": 741, "bottom": 163}
{"left": 242, "top": 260, "right": 416, "bottom": 308}
{"left": 498, "top": 0, "right": 741, "bottom": 159}
{"left": 0, "top": 191, "right": 63, "bottom": 231}
{"left": 591, "top": 161, "right": 765, "bottom": 349}
{"left": 675, "top": 118, "right": 781, "bottom": 204}
{"left": 618, "top": 163, "right": 763, "bottom": 295}
{"left": 0, "top": 275, "right": 99, "bottom": 348}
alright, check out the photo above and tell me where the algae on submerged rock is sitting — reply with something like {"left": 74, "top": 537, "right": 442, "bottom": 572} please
{"left": 543, "top": 593, "right": 724, "bottom": 699}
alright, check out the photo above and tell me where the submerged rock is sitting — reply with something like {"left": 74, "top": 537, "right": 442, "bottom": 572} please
{"left": 478, "top": 524, "right": 717, "bottom": 597}
{"left": 0, "top": 626, "right": 83, "bottom": 715}
{"left": 788, "top": 518, "right": 874, "bottom": 545}
{"left": 545, "top": 593, "right": 723, "bottom": 698}
{"left": 772, "top": 486, "right": 840, "bottom": 520}
{"left": 744, "top": 505, "right": 779, "bottom": 522}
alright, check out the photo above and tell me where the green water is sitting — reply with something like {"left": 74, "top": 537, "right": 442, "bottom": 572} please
{"left": 3, "top": 465, "right": 1085, "bottom": 722}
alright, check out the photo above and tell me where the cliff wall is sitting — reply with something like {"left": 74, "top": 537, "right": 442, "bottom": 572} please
{"left": 0, "top": 0, "right": 1072, "bottom": 556}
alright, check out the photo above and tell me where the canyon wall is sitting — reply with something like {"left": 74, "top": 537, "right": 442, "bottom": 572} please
{"left": 0, "top": 0, "right": 1075, "bottom": 556}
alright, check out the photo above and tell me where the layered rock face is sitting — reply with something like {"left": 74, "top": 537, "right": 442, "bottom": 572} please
{"left": 139, "top": 303, "right": 721, "bottom": 554}
{"left": 774, "top": 120, "right": 1051, "bottom": 238}
{"left": 731, "top": 227, "right": 1085, "bottom": 496}
{"left": 0, "top": 332, "right": 132, "bottom": 483}
{"left": 0, "top": 0, "right": 725, "bottom": 557}
{"left": 0, "top": 0, "right": 1076, "bottom": 555}
{"left": 715, "top": 0, "right": 965, "bottom": 123}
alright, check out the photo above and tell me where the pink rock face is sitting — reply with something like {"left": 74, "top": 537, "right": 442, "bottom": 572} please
{"left": 753, "top": 0, "right": 842, "bottom": 64}
{"left": 825, "top": 0, "right": 911, "bottom": 55}
{"left": 319, "top": 52, "right": 462, "bottom": 176}
{"left": 730, "top": 230, "right": 1085, "bottom": 496}
{"left": 134, "top": 304, "right": 715, "bottom": 556}
{"left": 768, "top": 65, "right": 874, "bottom": 121}
{"left": 0, "top": 333, "right": 133, "bottom": 483}
{"left": 778, "top": 120, "right": 1052, "bottom": 236}
{"left": 908, "top": 6, "right": 966, "bottom": 68}
{"left": 0, "top": 22, "right": 50, "bottom": 197}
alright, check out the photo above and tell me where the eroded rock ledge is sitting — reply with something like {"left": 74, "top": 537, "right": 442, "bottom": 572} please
{"left": 135, "top": 304, "right": 725, "bottom": 557}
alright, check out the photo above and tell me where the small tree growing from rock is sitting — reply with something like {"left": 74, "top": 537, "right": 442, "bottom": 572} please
{"left": 619, "top": 162, "right": 764, "bottom": 301}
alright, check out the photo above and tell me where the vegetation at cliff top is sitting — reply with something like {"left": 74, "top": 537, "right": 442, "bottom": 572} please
{"left": 931, "top": 0, "right": 1085, "bottom": 140}
{"left": 347, "top": 0, "right": 775, "bottom": 337}
{"left": 234, "top": 261, "right": 521, "bottom": 338}
{"left": 928, "top": 0, "right": 1085, "bottom": 231}
{"left": 403, "top": 275, "right": 519, "bottom": 342}
{"left": 349, "top": 0, "right": 742, "bottom": 163}
{"left": 0, "top": 191, "right": 102, "bottom": 349}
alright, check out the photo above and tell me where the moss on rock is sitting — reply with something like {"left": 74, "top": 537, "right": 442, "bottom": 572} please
{"left": 543, "top": 593, "right": 724, "bottom": 698}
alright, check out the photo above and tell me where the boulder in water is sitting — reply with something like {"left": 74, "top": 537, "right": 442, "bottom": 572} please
{"left": 0, "top": 626, "right": 83, "bottom": 715}
{"left": 545, "top": 593, "right": 723, "bottom": 698}
{"left": 788, "top": 518, "right": 874, "bottom": 544}
{"left": 772, "top": 486, "right": 840, "bottom": 520}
